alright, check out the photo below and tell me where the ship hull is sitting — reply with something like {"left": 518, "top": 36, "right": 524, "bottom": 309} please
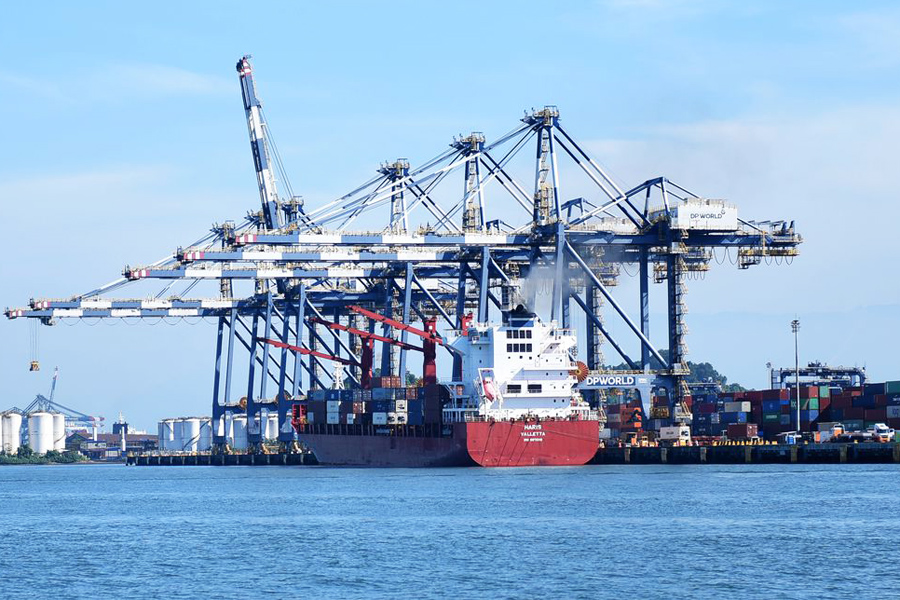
{"left": 464, "top": 420, "right": 600, "bottom": 467}
{"left": 298, "top": 430, "right": 475, "bottom": 467}
{"left": 299, "top": 420, "right": 599, "bottom": 467}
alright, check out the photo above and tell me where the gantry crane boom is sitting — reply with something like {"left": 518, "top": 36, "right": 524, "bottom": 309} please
{"left": 236, "top": 55, "right": 282, "bottom": 230}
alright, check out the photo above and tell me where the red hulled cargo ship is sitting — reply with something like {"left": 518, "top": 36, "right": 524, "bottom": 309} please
{"left": 286, "top": 305, "right": 600, "bottom": 467}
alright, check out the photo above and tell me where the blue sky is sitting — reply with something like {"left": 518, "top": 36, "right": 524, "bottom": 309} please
{"left": 2, "top": 1, "right": 898, "bottom": 430}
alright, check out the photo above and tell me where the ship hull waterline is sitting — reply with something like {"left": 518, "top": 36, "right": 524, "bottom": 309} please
{"left": 298, "top": 420, "right": 600, "bottom": 468}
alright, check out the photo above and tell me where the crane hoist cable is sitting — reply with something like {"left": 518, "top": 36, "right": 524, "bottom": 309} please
{"left": 29, "top": 319, "right": 40, "bottom": 371}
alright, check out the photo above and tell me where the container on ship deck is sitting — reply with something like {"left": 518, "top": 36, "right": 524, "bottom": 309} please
{"left": 326, "top": 413, "right": 340, "bottom": 425}
{"left": 843, "top": 419, "right": 864, "bottom": 431}
{"left": 727, "top": 423, "right": 758, "bottom": 439}
{"left": 720, "top": 411, "right": 747, "bottom": 424}
{"left": 844, "top": 407, "right": 865, "bottom": 420}
{"left": 864, "top": 383, "right": 886, "bottom": 396}
{"left": 372, "top": 388, "right": 390, "bottom": 401}
{"left": 407, "top": 411, "right": 424, "bottom": 426}
{"left": 309, "top": 390, "right": 327, "bottom": 401}
{"left": 830, "top": 396, "right": 852, "bottom": 409}
{"left": 362, "top": 390, "right": 372, "bottom": 401}
{"left": 352, "top": 402, "right": 367, "bottom": 414}
{"left": 326, "top": 400, "right": 341, "bottom": 413}
{"left": 852, "top": 396, "right": 876, "bottom": 409}
{"left": 762, "top": 400, "right": 781, "bottom": 413}
{"left": 368, "top": 400, "right": 387, "bottom": 412}
{"left": 723, "top": 401, "right": 751, "bottom": 413}
{"left": 373, "top": 412, "right": 388, "bottom": 425}
{"left": 885, "top": 381, "right": 900, "bottom": 395}
{"left": 818, "top": 386, "right": 831, "bottom": 398}
{"left": 800, "top": 386, "right": 818, "bottom": 399}
{"left": 886, "top": 406, "right": 900, "bottom": 419}
{"left": 308, "top": 400, "right": 326, "bottom": 415}
{"left": 800, "top": 409, "right": 819, "bottom": 422}
{"left": 343, "top": 413, "right": 356, "bottom": 425}
{"left": 780, "top": 415, "right": 791, "bottom": 426}
{"left": 394, "top": 399, "right": 408, "bottom": 412}
{"left": 340, "top": 389, "right": 353, "bottom": 401}
{"left": 406, "top": 388, "right": 417, "bottom": 400}
{"left": 864, "top": 408, "right": 886, "bottom": 422}
{"left": 800, "top": 398, "right": 819, "bottom": 411}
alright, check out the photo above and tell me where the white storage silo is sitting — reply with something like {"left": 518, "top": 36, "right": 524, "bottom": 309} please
{"left": 3, "top": 413, "right": 23, "bottom": 454}
{"left": 157, "top": 421, "right": 165, "bottom": 451}
{"left": 0, "top": 416, "right": 4, "bottom": 452}
{"left": 181, "top": 418, "right": 200, "bottom": 452}
{"left": 52, "top": 413, "right": 66, "bottom": 451}
{"left": 161, "top": 419, "right": 176, "bottom": 451}
{"left": 28, "top": 412, "right": 54, "bottom": 455}
{"left": 198, "top": 418, "right": 212, "bottom": 452}
{"left": 172, "top": 418, "right": 184, "bottom": 452}
{"left": 231, "top": 415, "right": 248, "bottom": 450}
{"left": 265, "top": 413, "right": 279, "bottom": 440}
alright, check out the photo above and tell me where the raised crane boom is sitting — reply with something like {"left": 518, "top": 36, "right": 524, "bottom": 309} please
{"left": 237, "top": 55, "right": 282, "bottom": 230}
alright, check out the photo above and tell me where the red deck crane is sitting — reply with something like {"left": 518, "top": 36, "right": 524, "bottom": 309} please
{"left": 260, "top": 305, "right": 458, "bottom": 392}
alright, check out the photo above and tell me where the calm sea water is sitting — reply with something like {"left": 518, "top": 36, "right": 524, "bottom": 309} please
{"left": 0, "top": 463, "right": 897, "bottom": 599}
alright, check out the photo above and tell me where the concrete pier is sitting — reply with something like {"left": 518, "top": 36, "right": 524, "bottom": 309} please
{"left": 592, "top": 443, "right": 900, "bottom": 465}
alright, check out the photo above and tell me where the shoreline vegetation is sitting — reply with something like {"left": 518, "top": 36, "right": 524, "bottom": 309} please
{"left": 0, "top": 447, "right": 88, "bottom": 465}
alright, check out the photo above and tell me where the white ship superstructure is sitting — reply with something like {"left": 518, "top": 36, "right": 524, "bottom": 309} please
{"left": 444, "top": 309, "right": 593, "bottom": 422}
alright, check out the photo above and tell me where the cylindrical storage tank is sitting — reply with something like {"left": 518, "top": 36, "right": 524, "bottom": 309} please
{"left": 52, "top": 413, "right": 66, "bottom": 451}
{"left": 0, "top": 415, "right": 4, "bottom": 452}
{"left": 28, "top": 412, "right": 54, "bottom": 455}
{"left": 265, "top": 413, "right": 279, "bottom": 440}
{"left": 231, "top": 415, "right": 248, "bottom": 451}
{"left": 198, "top": 418, "right": 212, "bottom": 452}
{"left": 162, "top": 419, "right": 176, "bottom": 451}
{"left": 157, "top": 421, "right": 165, "bottom": 451}
{"left": 172, "top": 418, "right": 184, "bottom": 452}
{"left": 181, "top": 418, "right": 200, "bottom": 452}
{"left": 3, "top": 413, "right": 23, "bottom": 454}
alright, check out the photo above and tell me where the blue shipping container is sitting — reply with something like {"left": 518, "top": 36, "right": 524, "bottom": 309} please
{"left": 762, "top": 400, "right": 781, "bottom": 412}
{"left": 720, "top": 411, "right": 748, "bottom": 424}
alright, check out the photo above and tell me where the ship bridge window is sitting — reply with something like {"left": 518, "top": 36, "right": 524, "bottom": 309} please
{"left": 527, "top": 384, "right": 542, "bottom": 393}
{"left": 507, "top": 384, "right": 521, "bottom": 394}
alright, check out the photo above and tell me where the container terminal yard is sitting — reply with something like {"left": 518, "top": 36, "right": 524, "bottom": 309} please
{"left": 5, "top": 56, "right": 898, "bottom": 466}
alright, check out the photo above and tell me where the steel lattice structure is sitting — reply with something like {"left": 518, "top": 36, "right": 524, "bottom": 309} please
{"left": 5, "top": 56, "right": 802, "bottom": 450}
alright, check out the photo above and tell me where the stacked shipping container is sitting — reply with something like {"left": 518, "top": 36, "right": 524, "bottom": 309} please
{"left": 685, "top": 380, "right": 900, "bottom": 440}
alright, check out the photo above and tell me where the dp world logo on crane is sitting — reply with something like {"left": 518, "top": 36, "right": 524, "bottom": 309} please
{"left": 582, "top": 374, "right": 636, "bottom": 387}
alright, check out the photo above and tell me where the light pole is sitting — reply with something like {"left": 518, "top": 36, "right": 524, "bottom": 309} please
{"left": 791, "top": 319, "right": 800, "bottom": 434}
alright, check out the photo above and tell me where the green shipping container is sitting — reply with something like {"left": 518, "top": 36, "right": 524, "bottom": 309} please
{"left": 801, "top": 398, "right": 819, "bottom": 411}
{"left": 818, "top": 386, "right": 830, "bottom": 398}
{"left": 885, "top": 381, "right": 900, "bottom": 395}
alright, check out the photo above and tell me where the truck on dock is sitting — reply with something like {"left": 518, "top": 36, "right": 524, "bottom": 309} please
{"left": 830, "top": 423, "right": 895, "bottom": 443}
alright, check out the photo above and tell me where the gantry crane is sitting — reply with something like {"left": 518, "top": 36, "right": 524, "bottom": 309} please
{"left": 5, "top": 56, "right": 802, "bottom": 451}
